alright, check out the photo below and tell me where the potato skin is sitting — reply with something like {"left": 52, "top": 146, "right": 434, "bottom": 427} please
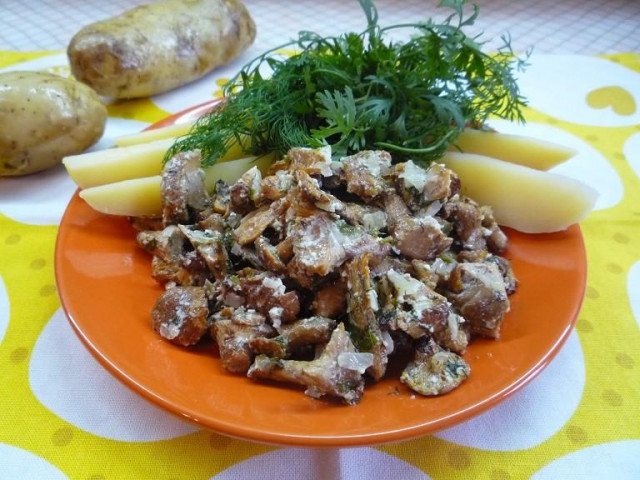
{"left": 67, "top": 0, "right": 257, "bottom": 99}
{"left": 0, "top": 71, "right": 107, "bottom": 176}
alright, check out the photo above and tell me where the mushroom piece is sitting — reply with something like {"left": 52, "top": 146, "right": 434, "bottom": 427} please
{"left": 229, "top": 165, "right": 262, "bottom": 214}
{"left": 211, "top": 313, "right": 275, "bottom": 374}
{"left": 287, "top": 210, "right": 390, "bottom": 288}
{"left": 433, "top": 312, "right": 469, "bottom": 354}
{"left": 384, "top": 193, "right": 452, "bottom": 261}
{"left": 385, "top": 269, "right": 451, "bottom": 339}
{"left": 233, "top": 204, "right": 275, "bottom": 246}
{"left": 247, "top": 323, "right": 367, "bottom": 405}
{"left": 233, "top": 271, "right": 301, "bottom": 325}
{"left": 250, "top": 316, "right": 336, "bottom": 358}
{"left": 401, "top": 338, "right": 470, "bottom": 396}
{"left": 345, "top": 254, "right": 389, "bottom": 381}
{"left": 152, "top": 286, "right": 209, "bottom": 346}
{"left": 178, "top": 225, "right": 231, "bottom": 281}
{"left": 254, "top": 236, "right": 287, "bottom": 274}
{"left": 261, "top": 170, "right": 294, "bottom": 201}
{"left": 161, "top": 150, "right": 209, "bottom": 225}
{"left": 311, "top": 279, "right": 348, "bottom": 319}
{"left": 340, "top": 150, "right": 392, "bottom": 201}
{"left": 446, "top": 262, "right": 510, "bottom": 339}
{"left": 286, "top": 145, "right": 333, "bottom": 177}
{"left": 486, "top": 254, "right": 518, "bottom": 295}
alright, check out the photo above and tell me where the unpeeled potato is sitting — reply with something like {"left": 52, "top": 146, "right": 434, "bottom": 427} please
{"left": 0, "top": 71, "right": 106, "bottom": 176}
{"left": 67, "top": 0, "right": 256, "bottom": 98}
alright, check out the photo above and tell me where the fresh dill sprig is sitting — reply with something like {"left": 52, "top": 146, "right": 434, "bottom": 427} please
{"left": 166, "top": 0, "right": 528, "bottom": 167}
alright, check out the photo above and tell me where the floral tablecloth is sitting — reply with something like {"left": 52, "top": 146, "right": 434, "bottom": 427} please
{"left": 1, "top": 1, "right": 639, "bottom": 478}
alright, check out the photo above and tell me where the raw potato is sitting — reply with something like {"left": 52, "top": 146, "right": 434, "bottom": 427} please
{"left": 64, "top": 137, "right": 248, "bottom": 188}
{"left": 442, "top": 152, "right": 598, "bottom": 233}
{"left": 452, "top": 129, "right": 575, "bottom": 170}
{"left": 0, "top": 71, "right": 107, "bottom": 176}
{"left": 67, "top": 0, "right": 256, "bottom": 99}
{"left": 80, "top": 155, "right": 273, "bottom": 217}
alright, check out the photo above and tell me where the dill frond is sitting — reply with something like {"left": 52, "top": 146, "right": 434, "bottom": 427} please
{"left": 166, "top": 0, "right": 527, "bottom": 168}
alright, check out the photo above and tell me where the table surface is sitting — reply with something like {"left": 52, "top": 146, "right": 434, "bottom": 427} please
{"left": 1, "top": 1, "right": 639, "bottom": 479}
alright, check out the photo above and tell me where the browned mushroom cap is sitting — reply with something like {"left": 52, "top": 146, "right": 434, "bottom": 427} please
{"left": 384, "top": 269, "right": 451, "bottom": 339}
{"left": 401, "top": 338, "right": 470, "bottom": 396}
{"left": 287, "top": 210, "right": 390, "bottom": 288}
{"left": 152, "top": 286, "right": 209, "bottom": 346}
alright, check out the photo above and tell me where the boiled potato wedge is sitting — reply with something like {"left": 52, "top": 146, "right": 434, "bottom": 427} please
{"left": 452, "top": 129, "right": 575, "bottom": 170}
{"left": 442, "top": 152, "right": 597, "bottom": 233}
{"left": 67, "top": 0, "right": 256, "bottom": 98}
{"left": 64, "top": 139, "right": 175, "bottom": 188}
{"left": 80, "top": 176, "right": 163, "bottom": 217}
{"left": 64, "top": 138, "right": 248, "bottom": 189}
{"left": 204, "top": 153, "right": 273, "bottom": 191}
{"left": 0, "top": 71, "right": 106, "bottom": 176}
{"left": 80, "top": 155, "right": 273, "bottom": 217}
{"left": 114, "top": 122, "right": 194, "bottom": 147}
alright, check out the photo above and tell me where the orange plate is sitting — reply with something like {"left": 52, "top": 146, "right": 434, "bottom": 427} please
{"left": 55, "top": 102, "right": 587, "bottom": 447}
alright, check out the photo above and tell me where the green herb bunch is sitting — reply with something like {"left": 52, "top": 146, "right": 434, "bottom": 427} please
{"left": 167, "top": 0, "right": 528, "bottom": 167}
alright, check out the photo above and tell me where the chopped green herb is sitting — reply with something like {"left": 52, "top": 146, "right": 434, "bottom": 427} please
{"left": 167, "top": 0, "right": 527, "bottom": 167}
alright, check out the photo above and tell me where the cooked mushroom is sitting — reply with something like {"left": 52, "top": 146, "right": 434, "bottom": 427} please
{"left": 140, "top": 144, "right": 518, "bottom": 404}
{"left": 161, "top": 150, "right": 209, "bottom": 225}
{"left": 446, "top": 262, "right": 510, "bottom": 339}
{"left": 345, "top": 254, "right": 389, "bottom": 381}
{"left": 340, "top": 150, "right": 392, "bottom": 201}
{"left": 401, "top": 338, "right": 470, "bottom": 396}
{"left": 152, "top": 286, "right": 209, "bottom": 346}
{"left": 211, "top": 311, "right": 275, "bottom": 374}
{"left": 250, "top": 316, "right": 336, "bottom": 358}
{"left": 248, "top": 323, "right": 366, "bottom": 404}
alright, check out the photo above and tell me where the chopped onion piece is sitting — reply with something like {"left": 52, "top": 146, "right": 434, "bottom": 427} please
{"left": 337, "top": 352, "right": 374, "bottom": 374}
{"left": 381, "top": 330, "right": 395, "bottom": 355}
{"left": 423, "top": 200, "right": 442, "bottom": 217}
{"left": 432, "top": 258, "right": 456, "bottom": 278}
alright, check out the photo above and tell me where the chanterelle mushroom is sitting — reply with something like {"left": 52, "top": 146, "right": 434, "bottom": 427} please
{"left": 401, "top": 338, "right": 470, "bottom": 396}
{"left": 247, "top": 323, "right": 367, "bottom": 404}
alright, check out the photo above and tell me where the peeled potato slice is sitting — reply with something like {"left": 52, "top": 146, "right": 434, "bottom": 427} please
{"left": 204, "top": 153, "right": 274, "bottom": 190}
{"left": 64, "top": 139, "right": 174, "bottom": 189}
{"left": 452, "top": 129, "right": 575, "bottom": 170}
{"left": 442, "top": 152, "right": 598, "bottom": 233}
{"left": 64, "top": 138, "right": 247, "bottom": 189}
{"left": 79, "top": 155, "right": 274, "bottom": 217}
{"left": 114, "top": 122, "right": 194, "bottom": 147}
{"left": 80, "top": 176, "right": 163, "bottom": 217}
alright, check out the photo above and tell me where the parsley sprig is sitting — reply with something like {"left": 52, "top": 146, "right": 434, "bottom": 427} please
{"left": 167, "top": 0, "right": 528, "bottom": 167}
